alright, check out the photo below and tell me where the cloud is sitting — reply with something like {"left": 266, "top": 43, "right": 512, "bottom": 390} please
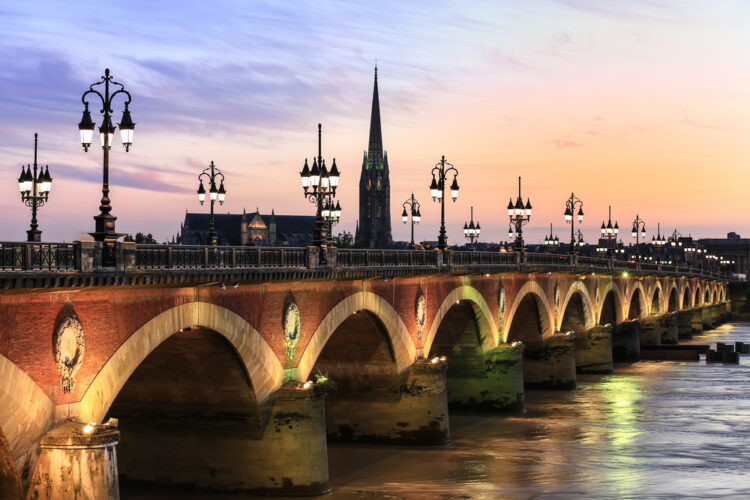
{"left": 552, "top": 139, "right": 582, "bottom": 149}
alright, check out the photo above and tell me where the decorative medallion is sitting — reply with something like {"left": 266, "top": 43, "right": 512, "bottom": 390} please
{"left": 53, "top": 305, "right": 85, "bottom": 394}
{"left": 283, "top": 297, "right": 301, "bottom": 362}
{"left": 498, "top": 288, "right": 507, "bottom": 331}
{"left": 415, "top": 290, "right": 427, "bottom": 340}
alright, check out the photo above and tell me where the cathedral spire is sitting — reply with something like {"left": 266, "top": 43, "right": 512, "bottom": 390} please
{"left": 367, "top": 65, "right": 383, "bottom": 167}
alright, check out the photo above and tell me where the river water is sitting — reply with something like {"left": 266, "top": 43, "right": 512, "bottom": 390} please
{"left": 124, "top": 322, "right": 750, "bottom": 500}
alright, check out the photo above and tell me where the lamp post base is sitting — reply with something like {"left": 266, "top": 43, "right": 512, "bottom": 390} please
{"left": 90, "top": 213, "right": 125, "bottom": 267}
{"left": 27, "top": 229, "right": 41, "bottom": 242}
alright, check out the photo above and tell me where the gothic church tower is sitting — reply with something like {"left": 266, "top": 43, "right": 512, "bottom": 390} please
{"left": 356, "top": 66, "right": 392, "bottom": 248}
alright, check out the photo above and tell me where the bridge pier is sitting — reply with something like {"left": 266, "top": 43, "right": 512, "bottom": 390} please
{"left": 676, "top": 310, "right": 693, "bottom": 339}
{"left": 702, "top": 306, "right": 714, "bottom": 330}
{"left": 446, "top": 343, "right": 524, "bottom": 411}
{"left": 324, "top": 359, "right": 449, "bottom": 444}
{"left": 659, "top": 313, "right": 679, "bottom": 344}
{"left": 639, "top": 317, "right": 661, "bottom": 345}
{"left": 28, "top": 421, "right": 120, "bottom": 500}
{"left": 691, "top": 308, "right": 704, "bottom": 335}
{"left": 611, "top": 321, "right": 640, "bottom": 362}
{"left": 117, "top": 384, "right": 329, "bottom": 496}
{"left": 711, "top": 304, "right": 722, "bottom": 325}
{"left": 575, "top": 325, "right": 613, "bottom": 373}
{"left": 523, "top": 333, "right": 576, "bottom": 390}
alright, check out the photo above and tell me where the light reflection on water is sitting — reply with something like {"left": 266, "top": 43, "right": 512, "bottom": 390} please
{"left": 123, "top": 323, "right": 750, "bottom": 499}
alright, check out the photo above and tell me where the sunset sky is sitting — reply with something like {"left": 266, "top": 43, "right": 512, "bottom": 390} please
{"left": 1, "top": 1, "right": 749, "bottom": 245}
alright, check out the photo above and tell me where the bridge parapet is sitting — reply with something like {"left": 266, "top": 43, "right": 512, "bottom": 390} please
{"left": 0, "top": 241, "right": 731, "bottom": 290}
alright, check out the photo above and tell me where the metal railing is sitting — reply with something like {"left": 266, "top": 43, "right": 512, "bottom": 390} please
{"left": 336, "top": 249, "right": 439, "bottom": 267}
{"left": 0, "top": 242, "right": 76, "bottom": 271}
{"left": 135, "top": 245, "right": 308, "bottom": 270}
{"left": 0, "top": 241, "right": 733, "bottom": 282}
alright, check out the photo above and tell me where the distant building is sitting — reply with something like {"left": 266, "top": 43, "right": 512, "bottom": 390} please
{"left": 356, "top": 66, "right": 392, "bottom": 249}
{"left": 176, "top": 209, "right": 316, "bottom": 246}
{"left": 699, "top": 233, "right": 750, "bottom": 276}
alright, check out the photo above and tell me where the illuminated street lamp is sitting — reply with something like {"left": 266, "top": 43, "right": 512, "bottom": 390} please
{"left": 429, "top": 155, "right": 459, "bottom": 250}
{"left": 600, "top": 205, "right": 619, "bottom": 258}
{"left": 17, "top": 133, "right": 53, "bottom": 241}
{"left": 78, "top": 69, "right": 135, "bottom": 266}
{"left": 300, "top": 124, "right": 340, "bottom": 260}
{"left": 631, "top": 214, "right": 647, "bottom": 262}
{"left": 652, "top": 222, "right": 667, "bottom": 263}
{"left": 196, "top": 161, "right": 226, "bottom": 245}
{"left": 402, "top": 193, "right": 421, "bottom": 246}
{"left": 563, "top": 192, "right": 583, "bottom": 255}
{"left": 575, "top": 229, "right": 585, "bottom": 249}
{"left": 543, "top": 223, "right": 559, "bottom": 251}
{"left": 463, "top": 206, "right": 480, "bottom": 250}
{"left": 507, "top": 176, "right": 532, "bottom": 252}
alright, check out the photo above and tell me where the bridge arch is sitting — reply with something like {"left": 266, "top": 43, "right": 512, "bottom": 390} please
{"left": 649, "top": 281, "right": 664, "bottom": 315}
{"left": 77, "top": 302, "right": 284, "bottom": 423}
{"left": 505, "top": 281, "right": 554, "bottom": 343}
{"left": 297, "top": 291, "right": 416, "bottom": 382}
{"left": 704, "top": 287, "right": 711, "bottom": 305}
{"left": 626, "top": 282, "right": 647, "bottom": 320}
{"left": 682, "top": 285, "right": 692, "bottom": 310}
{"left": 598, "top": 281, "right": 624, "bottom": 326}
{"left": 694, "top": 284, "right": 703, "bottom": 307}
{"left": 0, "top": 354, "right": 55, "bottom": 499}
{"left": 557, "top": 281, "right": 595, "bottom": 332}
{"left": 423, "top": 285, "right": 498, "bottom": 357}
{"left": 667, "top": 284, "right": 679, "bottom": 312}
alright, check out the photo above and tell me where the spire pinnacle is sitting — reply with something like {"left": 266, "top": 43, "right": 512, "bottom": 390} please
{"left": 367, "top": 64, "right": 383, "bottom": 168}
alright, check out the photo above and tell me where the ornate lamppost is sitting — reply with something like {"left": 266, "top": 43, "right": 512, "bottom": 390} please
{"left": 599, "top": 205, "right": 619, "bottom": 258}
{"left": 543, "top": 223, "right": 559, "bottom": 251}
{"left": 507, "top": 176, "right": 532, "bottom": 253}
{"left": 563, "top": 193, "right": 583, "bottom": 255}
{"left": 17, "top": 133, "right": 53, "bottom": 242}
{"left": 77, "top": 69, "right": 135, "bottom": 266}
{"left": 196, "top": 161, "right": 226, "bottom": 245}
{"left": 402, "top": 193, "right": 421, "bottom": 247}
{"left": 652, "top": 222, "right": 667, "bottom": 264}
{"left": 429, "top": 155, "right": 459, "bottom": 250}
{"left": 631, "top": 215, "right": 647, "bottom": 262}
{"left": 300, "top": 124, "right": 340, "bottom": 260}
{"left": 575, "top": 229, "right": 585, "bottom": 249}
{"left": 463, "top": 206, "right": 480, "bottom": 250}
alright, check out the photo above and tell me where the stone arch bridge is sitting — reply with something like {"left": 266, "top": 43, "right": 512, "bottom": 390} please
{"left": 0, "top": 242, "right": 731, "bottom": 498}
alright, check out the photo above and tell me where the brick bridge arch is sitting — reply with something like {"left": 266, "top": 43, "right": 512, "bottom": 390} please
{"left": 75, "top": 302, "right": 284, "bottom": 423}
{"left": 0, "top": 354, "right": 55, "bottom": 499}
{"left": 648, "top": 281, "right": 664, "bottom": 315}
{"left": 557, "top": 281, "right": 596, "bottom": 332}
{"left": 597, "top": 281, "right": 625, "bottom": 325}
{"left": 681, "top": 284, "right": 692, "bottom": 309}
{"left": 694, "top": 283, "right": 703, "bottom": 307}
{"left": 296, "top": 291, "right": 416, "bottom": 382}
{"left": 504, "top": 281, "right": 554, "bottom": 341}
{"left": 626, "top": 281, "right": 648, "bottom": 319}
{"left": 422, "top": 285, "right": 499, "bottom": 358}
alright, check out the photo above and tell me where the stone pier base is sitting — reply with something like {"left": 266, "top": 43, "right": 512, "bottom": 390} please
{"left": 446, "top": 343, "right": 524, "bottom": 411}
{"left": 702, "top": 306, "right": 714, "bottom": 330}
{"left": 676, "top": 310, "right": 692, "bottom": 339}
{"left": 115, "top": 384, "right": 329, "bottom": 496}
{"left": 28, "top": 421, "right": 120, "bottom": 500}
{"left": 612, "top": 321, "right": 640, "bottom": 362}
{"left": 691, "top": 308, "right": 704, "bottom": 335}
{"left": 575, "top": 325, "right": 613, "bottom": 373}
{"left": 659, "top": 313, "right": 679, "bottom": 344}
{"left": 711, "top": 305, "right": 722, "bottom": 325}
{"left": 523, "top": 333, "right": 576, "bottom": 390}
{"left": 325, "top": 359, "right": 449, "bottom": 444}
{"left": 639, "top": 317, "right": 661, "bottom": 345}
